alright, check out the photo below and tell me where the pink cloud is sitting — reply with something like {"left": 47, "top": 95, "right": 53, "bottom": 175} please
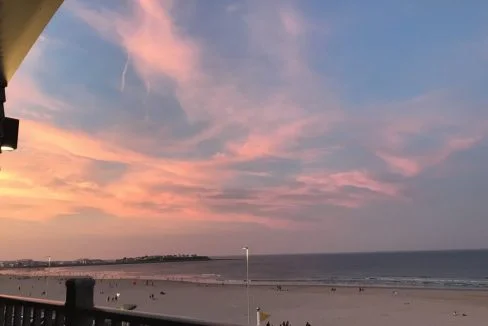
{"left": 3, "top": 69, "right": 228, "bottom": 224}
{"left": 297, "top": 170, "right": 400, "bottom": 197}
{"left": 359, "top": 91, "right": 488, "bottom": 177}
{"left": 0, "top": 117, "right": 223, "bottom": 222}
{"left": 8, "top": 74, "right": 69, "bottom": 117}
{"left": 71, "top": 0, "right": 340, "bottom": 161}
{"left": 377, "top": 152, "right": 421, "bottom": 177}
{"left": 280, "top": 8, "right": 305, "bottom": 37}
{"left": 1, "top": 94, "right": 298, "bottom": 230}
{"left": 116, "top": 0, "right": 199, "bottom": 84}
{"left": 71, "top": 0, "right": 198, "bottom": 86}
{"left": 224, "top": 116, "right": 322, "bottom": 160}
{"left": 377, "top": 135, "right": 483, "bottom": 177}
{"left": 5, "top": 36, "right": 70, "bottom": 120}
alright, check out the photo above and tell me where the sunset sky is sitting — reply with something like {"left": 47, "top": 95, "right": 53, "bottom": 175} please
{"left": 1, "top": 0, "right": 488, "bottom": 260}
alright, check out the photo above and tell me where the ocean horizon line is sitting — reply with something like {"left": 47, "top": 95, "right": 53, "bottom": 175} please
{"left": 213, "top": 247, "right": 488, "bottom": 258}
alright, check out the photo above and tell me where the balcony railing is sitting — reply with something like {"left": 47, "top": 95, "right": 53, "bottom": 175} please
{"left": 0, "top": 278, "right": 234, "bottom": 326}
{"left": 0, "top": 294, "right": 64, "bottom": 326}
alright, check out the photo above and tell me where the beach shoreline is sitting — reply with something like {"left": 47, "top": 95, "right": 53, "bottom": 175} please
{"left": 2, "top": 269, "right": 488, "bottom": 292}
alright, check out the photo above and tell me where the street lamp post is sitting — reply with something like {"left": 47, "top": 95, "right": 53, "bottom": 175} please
{"left": 45, "top": 256, "right": 51, "bottom": 297}
{"left": 242, "top": 246, "right": 250, "bottom": 325}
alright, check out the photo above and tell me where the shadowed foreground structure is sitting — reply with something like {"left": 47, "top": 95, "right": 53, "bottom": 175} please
{"left": 0, "top": 278, "right": 232, "bottom": 326}
{"left": 0, "top": 0, "right": 64, "bottom": 152}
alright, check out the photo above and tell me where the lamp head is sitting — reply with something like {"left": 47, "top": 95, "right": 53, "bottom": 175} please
{"left": 0, "top": 117, "right": 19, "bottom": 152}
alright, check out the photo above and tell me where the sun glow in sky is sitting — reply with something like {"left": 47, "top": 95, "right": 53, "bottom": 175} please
{"left": 1, "top": 0, "right": 488, "bottom": 260}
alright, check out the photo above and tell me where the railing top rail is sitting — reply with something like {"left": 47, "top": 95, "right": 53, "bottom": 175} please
{"left": 0, "top": 294, "right": 65, "bottom": 307}
{"left": 82, "top": 306, "right": 239, "bottom": 326}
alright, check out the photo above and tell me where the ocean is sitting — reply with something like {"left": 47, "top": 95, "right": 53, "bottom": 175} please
{"left": 49, "top": 250, "right": 488, "bottom": 289}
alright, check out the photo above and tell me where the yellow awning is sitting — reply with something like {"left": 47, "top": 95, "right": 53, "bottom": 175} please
{"left": 1, "top": 0, "right": 64, "bottom": 85}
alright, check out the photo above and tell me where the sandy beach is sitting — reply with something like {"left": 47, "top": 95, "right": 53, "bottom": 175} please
{"left": 1, "top": 275, "right": 488, "bottom": 326}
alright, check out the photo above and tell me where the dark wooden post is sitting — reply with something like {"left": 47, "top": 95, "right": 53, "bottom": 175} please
{"left": 0, "top": 301, "right": 5, "bottom": 326}
{"left": 65, "top": 278, "right": 95, "bottom": 326}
